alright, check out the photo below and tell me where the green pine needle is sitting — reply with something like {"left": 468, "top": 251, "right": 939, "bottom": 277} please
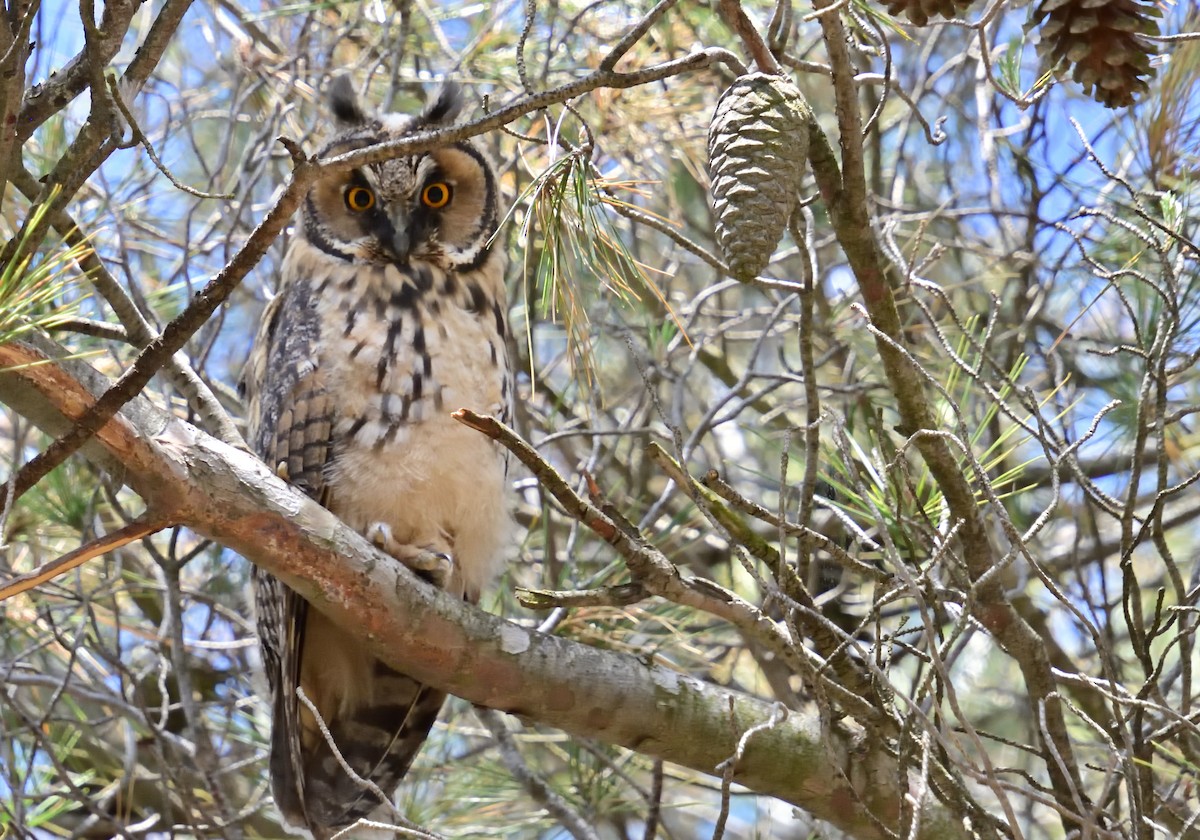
{"left": 1, "top": 189, "right": 92, "bottom": 352}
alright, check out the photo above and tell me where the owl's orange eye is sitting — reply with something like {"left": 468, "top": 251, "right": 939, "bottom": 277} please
{"left": 421, "top": 182, "right": 452, "bottom": 209}
{"left": 344, "top": 186, "right": 375, "bottom": 212}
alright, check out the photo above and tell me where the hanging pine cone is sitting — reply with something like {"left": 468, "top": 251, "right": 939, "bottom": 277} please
{"left": 1028, "top": 0, "right": 1160, "bottom": 108}
{"left": 708, "top": 73, "right": 811, "bottom": 283}
{"left": 882, "top": 0, "right": 975, "bottom": 27}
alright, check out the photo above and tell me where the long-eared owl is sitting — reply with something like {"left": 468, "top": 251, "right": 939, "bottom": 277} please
{"left": 242, "top": 76, "right": 511, "bottom": 837}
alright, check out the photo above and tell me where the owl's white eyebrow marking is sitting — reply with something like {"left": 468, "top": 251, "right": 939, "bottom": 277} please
{"left": 415, "top": 155, "right": 439, "bottom": 181}
{"left": 380, "top": 113, "right": 413, "bottom": 132}
{"left": 352, "top": 167, "right": 382, "bottom": 193}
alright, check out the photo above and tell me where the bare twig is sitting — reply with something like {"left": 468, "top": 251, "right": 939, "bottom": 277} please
{"left": 454, "top": 410, "right": 806, "bottom": 673}
{"left": 717, "top": 0, "right": 783, "bottom": 75}
{"left": 105, "top": 74, "right": 235, "bottom": 200}
{"left": 712, "top": 701, "right": 788, "bottom": 840}
{"left": 0, "top": 516, "right": 172, "bottom": 602}
{"left": 516, "top": 581, "right": 649, "bottom": 610}
{"left": 477, "top": 708, "right": 601, "bottom": 840}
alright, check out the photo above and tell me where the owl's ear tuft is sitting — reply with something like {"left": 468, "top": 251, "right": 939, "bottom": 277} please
{"left": 422, "top": 83, "right": 463, "bottom": 125}
{"left": 329, "top": 75, "right": 367, "bottom": 126}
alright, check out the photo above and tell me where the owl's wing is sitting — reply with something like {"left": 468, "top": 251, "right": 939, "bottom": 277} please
{"left": 243, "top": 280, "right": 331, "bottom": 828}
{"left": 244, "top": 283, "right": 333, "bottom": 498}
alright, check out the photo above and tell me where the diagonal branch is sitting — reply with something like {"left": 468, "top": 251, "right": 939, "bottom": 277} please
{"left": 0, "top": 515, "right": 171, "bottom": 601}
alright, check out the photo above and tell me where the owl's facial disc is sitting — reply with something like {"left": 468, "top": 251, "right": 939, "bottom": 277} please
{"left": 304, "top": 82, "right": 501, "bottom": 270}
{"left": 314, "top": 150, "right": 494, "bottom": 269}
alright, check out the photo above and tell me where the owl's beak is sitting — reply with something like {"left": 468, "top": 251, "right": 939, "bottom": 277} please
{"left": 388, "top": 210, "right": 412, "bottom": 261}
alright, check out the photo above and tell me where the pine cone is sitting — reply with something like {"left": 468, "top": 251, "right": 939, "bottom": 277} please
{"left": 708, "top": 74, "right": 811, "bottom": 283}
{"left": 882, "top": 0, "right": 975, "bottom": 26}
{"left": 1029, "top": 0, "right": 1160, "bottom": 108}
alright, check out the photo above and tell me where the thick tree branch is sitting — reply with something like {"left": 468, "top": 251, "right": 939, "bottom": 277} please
{"left": 0, "top": 333, "right": 975, "bottom": 840}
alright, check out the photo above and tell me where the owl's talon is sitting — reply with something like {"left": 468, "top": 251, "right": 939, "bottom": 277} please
{"left": 366, "top": 521, "right": 396, "bottom": 551}
{"left": 403, "top": 548, "right": 454, "bottom": 589}
{"left": 364, "top": 522, "right": 454, "bottom": 588}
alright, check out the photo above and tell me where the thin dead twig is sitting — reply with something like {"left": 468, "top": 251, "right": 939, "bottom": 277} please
{"left": 0, "top": 515, "right": 172, "bottom": 602}
{"left": 105, "top": 74, "right": 235, "bottom": 200}
{"left": 477, "top": 708, "right": 601, "bottom": 840}
{"left": 452, "top": 409, "right": 808, "bottom": 677}
{"left": 516, "top": 581, "right": 648, "bottom": 610}
{"left": 294, "top": 687, "right": 441, "bottom": 840}
{"left": 712, "top": 699, "right": 788, "bottom": 840}
{"left": 717, "top": 0, "right": 782, "bottom": 75}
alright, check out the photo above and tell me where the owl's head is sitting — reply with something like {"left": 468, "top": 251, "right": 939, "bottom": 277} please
{"left": 301, "top": 76, "right": 501, "bottom": 271}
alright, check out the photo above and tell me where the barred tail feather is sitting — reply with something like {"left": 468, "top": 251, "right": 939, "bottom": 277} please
{"left": 302, "top": 666, "right": 447, "bottom": 832}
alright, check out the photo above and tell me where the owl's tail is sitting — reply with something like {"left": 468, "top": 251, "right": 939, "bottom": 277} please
{"left": 302, "top": 665, "right": 447, "bottom": 834}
